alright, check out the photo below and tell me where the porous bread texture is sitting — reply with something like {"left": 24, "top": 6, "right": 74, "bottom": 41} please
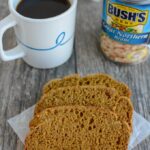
{"left": 79, "top": 74, "right": 131, "bottom": 98}
{"left": 43, "top": 74, "right": 80, "bottom": 93}
{"left": 115, "top": 97, "right": 133, "bottom": 128}
{"left": 25, "top": 106, "right": 130, "bottom": 150}
{"left": 43, "top": 74, "right": 131, "bottom": 98}
{"left": 35, "top": 86, "right": 118, "bottom": 114}
{"left": 34, "top": 86, "right": 133, "bottom": 129}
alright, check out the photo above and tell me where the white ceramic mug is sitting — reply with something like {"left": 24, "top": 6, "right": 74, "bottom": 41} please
{"left": 0, "top": 0, "right": 77, "bottom": 69}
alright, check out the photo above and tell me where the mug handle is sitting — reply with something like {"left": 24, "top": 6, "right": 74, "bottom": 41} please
{"left": 0, "top": 14, "right": 25, "bottom": 61}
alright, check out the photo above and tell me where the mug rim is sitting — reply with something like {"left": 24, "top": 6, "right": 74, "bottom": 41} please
{"left": 9, "top": 0, "right": 77, "bottom": 22}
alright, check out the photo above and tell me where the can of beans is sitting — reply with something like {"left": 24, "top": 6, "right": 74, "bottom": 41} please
{"left": 100, "top": 0, "right": 150, "bottom": 64}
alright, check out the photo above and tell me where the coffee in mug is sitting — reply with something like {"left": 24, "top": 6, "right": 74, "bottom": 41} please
{"left": 16, "top": 0, "right": 71, "bottom": 19}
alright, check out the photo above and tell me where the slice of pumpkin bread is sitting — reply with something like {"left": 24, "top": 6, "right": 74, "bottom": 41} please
{"left": 30, "top": 97, "right": 133, "bottom": 130}
{"left": 34, "top": 86, "right": 133, "bottom": 128}
{"left": 25, "top": 106, "right": 131, "bottom": 150}
{"left": 42, "top": 73, "right": 131, "bottom": 98}
{"left": 35, "top": 86, "right": 118, "bottom": 114}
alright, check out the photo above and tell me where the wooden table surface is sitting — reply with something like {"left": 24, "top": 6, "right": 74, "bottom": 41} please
{"left": 0, "top": 0, "right": 150, "bottom": 149}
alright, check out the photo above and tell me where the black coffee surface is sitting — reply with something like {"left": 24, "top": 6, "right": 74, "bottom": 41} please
{"left": 16, "top": 0, "right": 71, "bottom": 19}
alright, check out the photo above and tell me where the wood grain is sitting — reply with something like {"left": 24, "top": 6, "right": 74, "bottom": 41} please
{"left": 0, "top": 0, "right": 150, "bottom": 149}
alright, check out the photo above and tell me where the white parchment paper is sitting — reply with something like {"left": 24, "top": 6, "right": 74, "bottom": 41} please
{"left": 8, "top": 105, "right": 150, "bottom": 149}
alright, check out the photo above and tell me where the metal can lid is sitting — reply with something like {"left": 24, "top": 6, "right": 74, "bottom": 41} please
{"left": 119, "top": 0, "right": 150, "bottom": 5}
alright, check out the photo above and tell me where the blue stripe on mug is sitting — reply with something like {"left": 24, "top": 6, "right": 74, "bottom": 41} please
{"left": 17, "top": 32, "right": 73, "bottom": 51}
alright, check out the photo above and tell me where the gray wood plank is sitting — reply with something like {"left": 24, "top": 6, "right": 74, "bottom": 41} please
{"left": 76, "top": 0, "right": 150, "bottom": 149}
{"left": 0, "top": 1, "right": 76, "bottom": 150}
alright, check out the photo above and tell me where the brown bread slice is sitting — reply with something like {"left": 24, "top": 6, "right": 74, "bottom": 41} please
{"left": 30, "top": 97, "right": 133, "bottom": 130}
{"left": 25, "top": 106, "right": 131, "bottom": 150}
{"left": 35, "top": 86, "right": 118, "bottom": 114}
{"left": 42, "top": 73, "right": 131, "bottom": 98}
{"left": 34, "top": 86, "right": 133, "bottom": 128}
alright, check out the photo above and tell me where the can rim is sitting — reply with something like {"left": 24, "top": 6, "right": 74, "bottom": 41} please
{"left": 119, "top": 0, "right": 150, "bottom": 5}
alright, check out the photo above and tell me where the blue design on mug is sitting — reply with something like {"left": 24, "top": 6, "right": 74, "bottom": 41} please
{"left": 18, "top": 32, "right": 73, "bottom": 51}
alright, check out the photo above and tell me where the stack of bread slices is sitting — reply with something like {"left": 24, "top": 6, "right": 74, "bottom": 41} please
{"left": 25, "top": 74, "right": 133, "bottom": 150}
